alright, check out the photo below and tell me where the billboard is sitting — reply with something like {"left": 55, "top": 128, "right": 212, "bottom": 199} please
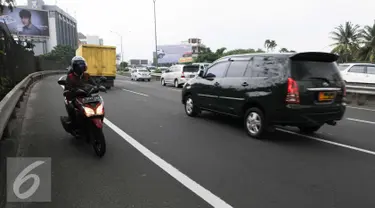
{"left": 0, "top": 7, "right": 49, "bottom": 37}
{"left": 130, "top": 59, "right": 149, "bottom": 65}
{"left": 155, "top": 44, "right": 193, "bottom": 64}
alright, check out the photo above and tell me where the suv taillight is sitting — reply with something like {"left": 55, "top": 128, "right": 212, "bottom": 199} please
{"left": 181, "top": 72, "right": 185, "bottom": 78}
{"left": 286, "top": 78, "right": 300, "bottom": 104}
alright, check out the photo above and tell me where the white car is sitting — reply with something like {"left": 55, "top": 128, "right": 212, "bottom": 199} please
{"left": 339, "top": 63, "right": 375, "bottom": 84}
{"left": 131, "top": 68, "right": 152, "bottom": 81}
{"left": 160, "top": 64, "right": 200, "bottom": 88}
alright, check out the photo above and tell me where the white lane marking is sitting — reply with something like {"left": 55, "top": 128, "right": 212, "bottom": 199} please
{"left": 347, "top": 118, "right": 375, "bottom": 125}
{"left": 276, "top": 128, "right": 375, "bottom": 156}
{"left": 347, "top": 106, "right": 375, "bottom": 112}
{"left": 122, "top": 89, "right": 149, "bottom": 97}
{"left": 104, "top": 119, "right": 233, "bottom": 208}
{"left": 57, "top": 75, "right": 232, "bottom": 207}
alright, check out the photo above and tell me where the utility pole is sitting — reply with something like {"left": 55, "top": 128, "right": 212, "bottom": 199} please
{"left": 153, "top": 0, "right": 158, "bottom": 68}
{"left": 110, "top": 30, "right": 123, "bottom": 63}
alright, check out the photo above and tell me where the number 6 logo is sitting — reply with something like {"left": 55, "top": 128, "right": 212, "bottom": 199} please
{"left": 13, "top": 161, "right": 45, "bottom": 199}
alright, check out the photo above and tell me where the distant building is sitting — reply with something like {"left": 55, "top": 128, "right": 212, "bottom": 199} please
{"left": 181, "top": 38, "right": 206, "bottom": 58}
{"left": 78, "top": 33, "right": 103, "bottom": 45}
{"left": 129, "top": 59, "right": 149, "bottom": 67}
{"left": 9, "top": 0, "right": 79, "bottom": 55}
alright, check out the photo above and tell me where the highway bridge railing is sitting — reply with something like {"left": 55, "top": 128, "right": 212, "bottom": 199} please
{"left": 345, "top": 83, "right": 375, "bottom": 106}
{"left": 0, "top": 70, "right": 66, "bottom": 140}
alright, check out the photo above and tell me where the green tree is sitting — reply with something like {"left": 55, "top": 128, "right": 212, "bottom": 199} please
{"left": 264, "top": 39, "right": 277, "bottom": 52}
{"left": 330, "top": 21, "right": 361, "bottom": 63}
{"left": 41, "top": 45, "right": 75, "bottom": 65}
{"left": 223, "top": 48, "right": 257, "bottom": 56}
{"left": 269, "top": 40, "right": 277, "bottom": 52}
{"left": 279, "top": 48, "right": 289, "bottom": 53}
{"left": 195, "top": 47, "right": 227, "bottom": 63}
{"left": 195, "top": 47, "right": 267, "bottom": 63}
{"left": 264, "top": 39, "right": 271, "bottom": 52}
{"left": 120, "top": 61, "right": 128, "bottom": 68}
{"left": 357, "top": 20, "right": 375, "bottom": 62}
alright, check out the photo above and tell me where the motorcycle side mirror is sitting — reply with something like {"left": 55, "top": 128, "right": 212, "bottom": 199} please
{"left": 99, "top": 86, "right": 107, "bottom": 92}
{"left": 58, "top": 80, "right": 66, "bottom": 85}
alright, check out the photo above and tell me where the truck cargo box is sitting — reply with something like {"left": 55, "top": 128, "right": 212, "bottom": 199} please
{"left": 76, "top": 44, "right": 117, "bottom": 88}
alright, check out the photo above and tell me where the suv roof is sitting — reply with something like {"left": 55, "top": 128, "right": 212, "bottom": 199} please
{"left": 215, "top": 52, "right": 339, "bottom": 64}
{"left": 216, "top": 52, "right": 295, "bottom": 62}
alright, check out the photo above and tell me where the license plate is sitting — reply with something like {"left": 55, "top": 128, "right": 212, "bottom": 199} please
{"left": 190, "top": 75, "right": 195, "bottom": 78}
{"left": 82, "top": 96, "right": 101, "bottom": 103}
{"left": 318, "top": 92, "right": 336, "bottom": 101}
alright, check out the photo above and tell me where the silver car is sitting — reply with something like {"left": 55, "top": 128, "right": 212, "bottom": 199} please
{"left": 131, "top": 68, "right": 152, "bottom": 81}
{"left": 160, "top": 64, "right": 200, "bottom": 88}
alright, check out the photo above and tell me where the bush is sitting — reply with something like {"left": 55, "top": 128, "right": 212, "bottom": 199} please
{"left": 154, "top": 69, "right": 162, "bottom": 73}
{"left": 0, "top": 77, "right": 14, "bottom": 100}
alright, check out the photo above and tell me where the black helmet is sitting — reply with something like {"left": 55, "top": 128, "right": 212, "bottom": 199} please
{"left": 71, "top": 56, "right": 87, "bottom": 76}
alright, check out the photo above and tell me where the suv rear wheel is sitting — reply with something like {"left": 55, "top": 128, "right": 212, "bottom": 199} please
{"left": 298, "top": 125, "right": 322, "bottom": 134}
{"left": 244, "top": 107, "right": 267, "bottom": 139}
{"left": 174, "top": 79, "right": 180, "bottom": 88}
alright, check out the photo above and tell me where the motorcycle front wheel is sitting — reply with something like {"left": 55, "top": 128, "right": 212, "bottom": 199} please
{"left": 90, "top": 125, "right": 106, "bottom": 158}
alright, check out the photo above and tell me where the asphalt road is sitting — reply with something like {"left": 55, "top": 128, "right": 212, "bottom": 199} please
{"left": 4, "top": 74, "right": 375, "bottom": 208}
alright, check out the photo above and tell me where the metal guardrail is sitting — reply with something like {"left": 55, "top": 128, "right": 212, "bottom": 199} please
{"left": 118, "top": 72, "right": 375, "bottom": 105}
{"left": 346, "top": 84, "right": 375, "bottom": 95}
{"left": 0, "top": 70, "right": 66, "bottom": 140}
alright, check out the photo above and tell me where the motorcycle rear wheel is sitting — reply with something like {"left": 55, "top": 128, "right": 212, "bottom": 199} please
{"left": 90, "top": 126, "right": 106, "bottom": 158}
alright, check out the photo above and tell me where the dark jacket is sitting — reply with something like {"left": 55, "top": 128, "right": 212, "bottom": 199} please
{"left": 65, "top": 71, "right": 97, "bottom": 100}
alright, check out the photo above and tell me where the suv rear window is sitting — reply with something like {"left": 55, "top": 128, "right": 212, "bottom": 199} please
{"left": 183, "top": 65, "right": 199, "bottom": 73}
{"left": 291, "top": 61, "right": 342, "bottom": 81}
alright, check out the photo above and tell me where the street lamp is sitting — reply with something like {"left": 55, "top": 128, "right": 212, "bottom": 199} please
{"left": 153, "top": 0, "right": 158, "bottom": 68}
{"left": 110, "top": 30, "right": 123, "bottom": 63}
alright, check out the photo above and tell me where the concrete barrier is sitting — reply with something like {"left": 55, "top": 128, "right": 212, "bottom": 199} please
{"left": 0, "top": 70, "right": 66, "bottom": 140}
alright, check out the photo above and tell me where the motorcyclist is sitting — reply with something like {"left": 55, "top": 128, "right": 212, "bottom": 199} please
{"left": 64, "top": 56, "right": 97, "bottom": 129}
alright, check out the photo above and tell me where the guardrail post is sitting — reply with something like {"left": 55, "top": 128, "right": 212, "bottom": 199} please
{"left": 357, "top": 94, "right": 367, "bottom": 106}
{"left": 345, "top": 93, "right": 353, "bottom": 104}
{"left": 15, "top": 100, "right": 20, "bottom": 108}
{"left": 3, "top": 125, "right": 10, "bottom": 138}
{"left": 19, "top": 90, "right": 25, "bottom": 102}
{"left": 11, "top": 109, "right": 16, "bottom": 118}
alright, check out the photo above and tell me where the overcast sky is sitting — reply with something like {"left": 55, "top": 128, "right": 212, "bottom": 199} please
{"left": 17, "top": 0, "right": 375, "bottom": 61}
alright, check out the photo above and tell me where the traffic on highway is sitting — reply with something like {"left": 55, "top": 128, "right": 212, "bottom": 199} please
{"left": 3, "top": 62, "right": 375, "bottom": 207}
{"left": 1, "top": 0, "right": 375, "bottom": 207}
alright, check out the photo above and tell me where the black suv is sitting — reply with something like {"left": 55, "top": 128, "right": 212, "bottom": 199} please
{"left": 181, "top": 52, "right": 346, "bottom": 138}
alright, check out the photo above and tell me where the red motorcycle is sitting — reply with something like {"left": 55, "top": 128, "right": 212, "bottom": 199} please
{"left": 58, "top": 78, "right": 107, "bottom": 157}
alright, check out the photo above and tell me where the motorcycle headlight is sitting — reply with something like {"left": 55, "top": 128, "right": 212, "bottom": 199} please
{"left": 96, "top": 103, "right": 104, "bottom": 115}
{"left": 83, "top": 107, "right": 95, "bottom": 117}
